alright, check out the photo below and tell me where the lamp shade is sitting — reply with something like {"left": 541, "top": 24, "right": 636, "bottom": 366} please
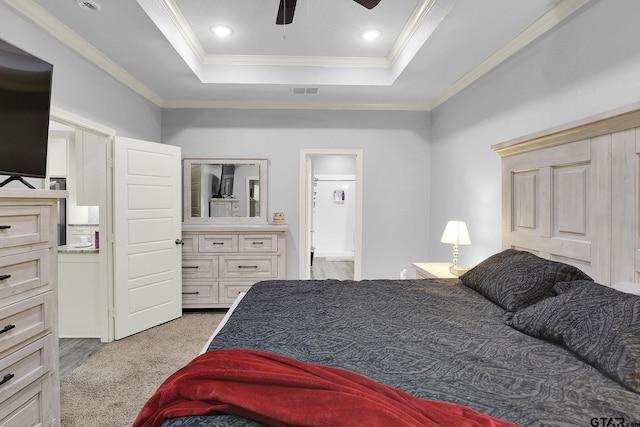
{"left": 440, "top": 221, "right": 471, "bottom": 245}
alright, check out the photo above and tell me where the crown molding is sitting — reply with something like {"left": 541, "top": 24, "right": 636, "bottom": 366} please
{"left": 2, "top": 0, "right": 425, "bottom": 112}
{"left": 158, "top": 0, "right": 206, "bottom": 61}
{"left": 159, "top": 0, "right": 390, "bottom": 69}
{"left": 5, "top": 0, "right": 589, "bottom": 113}
{"left": 4, "top": 0, "right": 165, "bottom": 107}
{"left": 387, "top": 0, "right": 437, "bottom": 67}
{"left": 201, "top": 54, "right": 389, "bottom": 68}
{"left": 154, "top": 0, "right": 436, "bottom": 70}
{"left": 429, "top": 0, "right": 590, "bottom": 110}
{"left": 162, "top": 99, "right": 431, "bottom": 111}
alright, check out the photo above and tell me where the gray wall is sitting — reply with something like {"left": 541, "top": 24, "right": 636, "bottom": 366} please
{"left": 162, "top": 108, "right": 432, "bottom": 279}
{"left": 0, "top": 2, "right": 161, "bottom": 141}
{"left": 6, "top": 0, "right": 640, "bottom": 279}
{"left": 428, "top": 0, "right": 640, "bottom": 267}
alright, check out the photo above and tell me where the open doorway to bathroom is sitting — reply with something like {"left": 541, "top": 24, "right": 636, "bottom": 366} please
{"left": 299, "top": 149, "right": 363, "bottom": 280}
{"left": 312, "top": 169, "right": 355, "bottom": 279}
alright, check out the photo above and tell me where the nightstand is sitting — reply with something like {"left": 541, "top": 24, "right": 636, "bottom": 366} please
{"left": 412, "top": 262, "right": 461, "bottom": 279}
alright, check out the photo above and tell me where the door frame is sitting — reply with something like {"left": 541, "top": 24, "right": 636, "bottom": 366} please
{"left": 299, "top": 149, "right": 363, "bottom": 280}
{"left": 50, "top": 107, "right": 115, "bottom": 342}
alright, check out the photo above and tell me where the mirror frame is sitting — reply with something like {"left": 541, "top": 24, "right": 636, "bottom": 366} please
{"left": 183, "top": 156, "right": 268, "bottom": 225}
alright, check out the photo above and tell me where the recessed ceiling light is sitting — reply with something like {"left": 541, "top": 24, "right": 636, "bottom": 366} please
{"left": 76, "top": 0, "right": 101, "bottom": 12}
{"left": 211, "top": 25, "right": 233, "bottom": 37}
{"left": 361, "top": 30, "right": 382, "bottom": 41}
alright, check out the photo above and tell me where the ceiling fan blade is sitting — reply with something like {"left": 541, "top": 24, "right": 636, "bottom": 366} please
{"left": 353, "top": 0, "right": 381, "bottom": 9}
{"left": 276, "top": 0, "right": 297, "bottom": 25}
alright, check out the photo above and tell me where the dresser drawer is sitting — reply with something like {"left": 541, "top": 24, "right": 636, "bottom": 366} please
{"left": 0, "top": 293, "right": 52, "bottom": 355}
{"left": 0, "top": 250, "right": 50, "bottom": 301}
{"left": 181, "top": 234, "right": 198, "bottom": 253}
{"left": 0, "top": 367, "right": 53, "bottom": 427}
{"left": 0, "top": 334, "right": 53, "bottom": 407}
{"left": 0, "top": 206, "right": 51, "bottom": 250}
{"left": 182, "top": 282, "right": 218, "bottom": 306}
{"left": 219, "top": 255, "right": 277, "bottom": 278}
{"left": 182, "top": 256, "right": 217, "bottom": 279}
{"left": 239, "top": 234, "right": 277, "bottom": 253}
{"left": 198, "top": 235, "right": 238, "bottom": 253}
{"left": 219, "top": 281, "right": 254, "bottom": 304}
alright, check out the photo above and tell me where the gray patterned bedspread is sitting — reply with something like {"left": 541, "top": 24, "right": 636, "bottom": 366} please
{"left": 162, "top": 279, "right": 640, "bottom": 427}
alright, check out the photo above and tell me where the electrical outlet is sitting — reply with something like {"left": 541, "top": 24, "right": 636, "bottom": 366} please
{"left": 400, "top": 269, "right": 407, "bottom": 279}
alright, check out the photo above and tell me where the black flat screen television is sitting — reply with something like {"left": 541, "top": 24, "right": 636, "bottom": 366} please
{"left": 0, "top": 38, "right": 53, "bottom": 188}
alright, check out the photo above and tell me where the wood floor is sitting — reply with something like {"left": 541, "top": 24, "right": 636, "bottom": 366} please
{"left": 310, "top": 257, "right": 354, "bottom": 280}
{"left": 59, "top": 338, "right": 106, "bottom": 377}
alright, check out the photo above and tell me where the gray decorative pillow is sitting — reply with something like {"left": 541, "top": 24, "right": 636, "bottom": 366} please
{"left": 508, "top": 280, "right": 640, "bottom": 393}
{"left": 460, "top": 249, "right": 592, "bottom": 311}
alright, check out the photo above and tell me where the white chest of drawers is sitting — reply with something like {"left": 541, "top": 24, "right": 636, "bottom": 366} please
{"left": 0, "top": 189, "right": 65, "bottom": 427}
{"left": 181, "top": 225, "right": 287, "bottom": 308}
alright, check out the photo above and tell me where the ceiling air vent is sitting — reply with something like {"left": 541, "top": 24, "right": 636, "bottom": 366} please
{"left": 290, "top": 87, "right": 319, "bottom": 95}
{"left": 77, "top": 0, "right": 101, "bottom": 12}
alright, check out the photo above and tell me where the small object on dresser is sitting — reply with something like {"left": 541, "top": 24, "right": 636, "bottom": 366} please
{"left": 273, "top": 212, "right": 285, "bottom": 225}
{"left": 95, "top": 231, "right": 100, "bottom": 249}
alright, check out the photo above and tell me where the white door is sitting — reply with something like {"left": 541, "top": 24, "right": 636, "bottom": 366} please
{"left": 113, "top": 137, "right": 182, "bottom": 340}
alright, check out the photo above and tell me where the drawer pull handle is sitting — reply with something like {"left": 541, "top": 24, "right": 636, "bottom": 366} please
{"left": 182, "top": 291, "right": 200, "bottom": 295}
{"left": 0, "top": 274, "right": 11, "bottom": 281}
{"left": 0, "top": 373, "right": 15, "bottom": 386}
{"left": 212, "top": 242, "right": 224, "bottom": 246}
{"left": 0, "top": 225, "right": 11, "bottom": 230}
{"left": 252, "top": 242, "right": 264, "bottom": 245}
{"left": 0, "top": 324, "right": 16, "bottom": 335}
{"left": 182, "top": 266, "right": 199, "bottom": 269}
{"left": 238, "top": 265, "right": 259, "bottom": 269}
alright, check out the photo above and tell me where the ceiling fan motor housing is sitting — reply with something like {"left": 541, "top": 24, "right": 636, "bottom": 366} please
{"left": 276, "top": 0, "right": 381, "bottom": 25}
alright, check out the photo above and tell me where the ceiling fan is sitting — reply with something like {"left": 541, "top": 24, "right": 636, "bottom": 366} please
{"left": 276, "top": 0, "right": 382, "bottom": 25}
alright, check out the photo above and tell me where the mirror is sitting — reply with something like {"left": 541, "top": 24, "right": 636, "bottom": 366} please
{"left": 183, "top": 157, "right": 268, "bottom": 224}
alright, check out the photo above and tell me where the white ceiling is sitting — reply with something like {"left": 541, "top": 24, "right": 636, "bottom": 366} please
{"left": 7, "top": 0, "right": 589, "bottom": 110}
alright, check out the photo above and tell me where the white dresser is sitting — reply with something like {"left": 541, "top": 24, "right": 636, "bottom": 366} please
{"left": 209, "top": 199, "right": 240, "bottom": 217}
{"left": 181, "top": 224, "right": 287, "bottom": 308}
{"left": 0, "top": 189, "right": 65, "bottom": 426}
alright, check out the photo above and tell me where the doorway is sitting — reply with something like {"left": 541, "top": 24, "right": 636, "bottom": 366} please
{"left": 50, "top": 107, "right": 183, "bottom": 342}
{"left": 50, "top": 107, "right": 113, "bottom": 342}
{"left": 299, "top": 149, "right": 363, "bottom": 280}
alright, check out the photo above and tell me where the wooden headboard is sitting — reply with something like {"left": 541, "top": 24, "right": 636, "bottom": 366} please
{"left": 492, "top": 104, "right": 640, "bottom": 286}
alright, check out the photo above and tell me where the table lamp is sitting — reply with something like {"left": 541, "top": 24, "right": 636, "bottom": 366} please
{"left": 440, "top": 220, "right": 471, "bottom": 276}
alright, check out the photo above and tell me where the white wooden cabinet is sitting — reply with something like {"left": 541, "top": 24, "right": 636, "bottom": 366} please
{"left": 209, "top": 199, "right": 240, "bottom": 217}
{"left": 74, "top": 129, "right": 106, "bottom": 207}
{"left": 182, "top": 225, "right": 287, "bottom": 308}
{"left": 47, "top": 133, "right": 69, "bottom": 178}
{"left": 58, "top": 251, "right": 100, "bottom": 338}
{"left": 0, "top": 189, "right": 65, "bottom": 427}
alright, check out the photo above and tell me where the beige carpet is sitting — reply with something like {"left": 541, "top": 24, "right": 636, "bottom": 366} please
{"left": 61, "top": 311, "right": 226, "bottom": 427}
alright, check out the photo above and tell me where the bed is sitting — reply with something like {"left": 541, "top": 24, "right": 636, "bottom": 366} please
{"left": 135, "top": 105, "right": 640, "bottom": 426}
{"left": 134, "top": 249, "right": 640, "bottom": 426}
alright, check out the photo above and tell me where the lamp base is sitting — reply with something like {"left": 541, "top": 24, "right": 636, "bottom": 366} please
{"left": 449, "top": 264, "right": 470, "bottom": 277}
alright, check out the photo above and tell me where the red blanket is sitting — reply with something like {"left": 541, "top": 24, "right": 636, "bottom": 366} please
{"left": 133, "top": 349, "right": 518, "bottom": 427}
